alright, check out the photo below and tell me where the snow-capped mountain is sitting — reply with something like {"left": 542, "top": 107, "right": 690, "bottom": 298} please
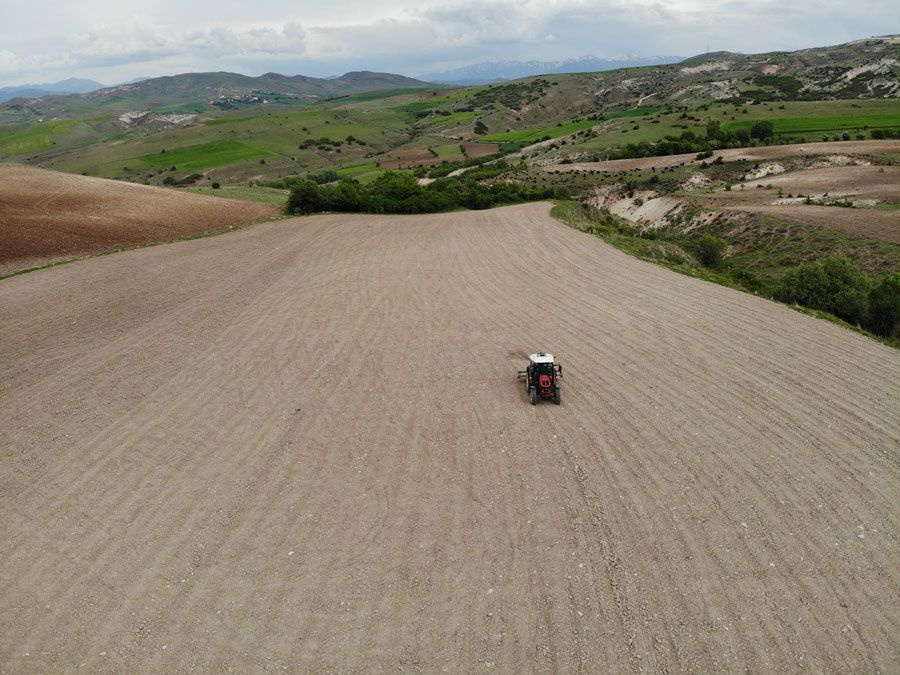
{"left": 420, "top": 55, "right": 684, "bottom": 85}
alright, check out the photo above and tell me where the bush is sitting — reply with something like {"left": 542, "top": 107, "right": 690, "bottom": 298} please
{"left": 211, "top": 182, "right": 220, "bottom": 189}
{"left": 750, "top": 121, "right": 774, "bottom": 140}
{"left": 286, "top": 180, "right": 326, "bottom": 215}
{"left": 694, "top": 234, "right": 728, "bottom": 268}
{"left": 286, "top": 171, "right": 564, "bottom": 216}
{"left": 162, "top": 176, "right": 176, "bottom": 185}
{"left": 866, "top": 273, "right": 900, "bottom": 337}
{"left": 776, "top": 255, "right": 873, "bottom": 325}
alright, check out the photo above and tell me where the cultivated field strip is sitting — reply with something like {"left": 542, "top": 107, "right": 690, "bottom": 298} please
{"left": 544, "top": 139, "right": 900, "bottom": 173}
{"left": 1, "top": 203, "right": 897, "bottom": 671}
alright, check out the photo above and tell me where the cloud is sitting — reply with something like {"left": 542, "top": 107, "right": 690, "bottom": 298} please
{"left": 0, "top": 0, "right": 896, "bottom": 85}
{"left": 0, "top": 22, "right": 307, "bottom": 77}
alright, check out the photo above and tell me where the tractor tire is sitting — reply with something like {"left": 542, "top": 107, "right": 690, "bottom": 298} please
{"left": 530, "top": 388, "right": 538, "bottom": 405}
{"left": 553, "top": 389, "right": 561, "bottom": 405}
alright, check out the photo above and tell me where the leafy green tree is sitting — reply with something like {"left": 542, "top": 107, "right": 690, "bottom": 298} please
{"left": 694, "top": 234, "right": 728, "bottom": 268}
{"left": 750, "top": 120, "right": 774, "bottom": 140}
{"left": 866, "top": 273, "right": 900, "bottom": 337}
{"left": 777, "top": 255, "right": 873, "bottom": 325}
{"left": 705, "top": 120, "right": 724, "bottom": 141}
{"left": 286, "top": 180, "right": 325, "bottom": 215}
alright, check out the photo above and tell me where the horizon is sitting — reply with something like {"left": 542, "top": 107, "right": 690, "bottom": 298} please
{"left": 0, "top": 0, "right": 897, "bottom": 87}
{"left": 0, "top": 53, "right": 690, "bottom": 90}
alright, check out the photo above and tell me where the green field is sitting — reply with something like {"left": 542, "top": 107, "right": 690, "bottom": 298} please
{"left": 181, "top": 185, "right": 289, "bottom": 204}
{"left": 335, "top": 87, "right": 438, "bottom": 103}
{"left": 1, "top": 119, "right": 85, "bottom": 154}
{"left": 204, "top": 115, "right": 259, "bottom": 127}
{"left": 431, "top": 143, "right": 464, "bottom": 159}
{"left": 482, "top": 108, "right": 659, "bottom": 143}
{"left": 724, "top": 113, "right": 900, "bottom": 136}
{"left": 141, "top": 139, "right": 276, "bottom": 170}
{"left": 421, "top": 111, "right": 478, "bottom": 126}
{"left": 336, "top": 162, "right": 379, "bottom": 176}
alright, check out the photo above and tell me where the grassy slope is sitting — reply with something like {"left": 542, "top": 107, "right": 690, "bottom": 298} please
{"left": 180, "top": 185, "right": 289, "bottom": 204}
{"left": 142, "top": 139, "right": 276, "bottom": 170}
{"left": 525, "top": 99, "right": 900, "bottom": 162}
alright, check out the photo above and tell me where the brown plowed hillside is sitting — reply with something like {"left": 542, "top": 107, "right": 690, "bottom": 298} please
{"left": 0, "top": 164, "right": 277, "bottom": 275}
{"left": 1, "top": 203, "right": 897, "bottom": 672}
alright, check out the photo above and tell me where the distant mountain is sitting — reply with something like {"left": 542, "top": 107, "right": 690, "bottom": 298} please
{"left": 0, "top": 77, "right": 106, "bottom": 103}
{"left": 4, "top": 70, "right": 432, "bottom": 115}
{"left": 116, "top": 76, "right": 153, "bottom": 85}
{"left": 421, "top": 55, "right": 684, "bottom": 84}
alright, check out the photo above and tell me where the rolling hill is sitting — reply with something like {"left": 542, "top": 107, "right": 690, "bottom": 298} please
{"left": 2, "top": 70, "right": 433, "bottom": 116}
{"left": 0, "top": 36, "right": 896, "bottom": 190}
{"left": 0, "top": 78, "right": 106, "bottom": 104}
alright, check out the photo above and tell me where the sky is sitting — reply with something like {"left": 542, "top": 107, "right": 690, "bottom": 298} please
{"left": 0, "top": 0, "right": 896, "bottom": 86}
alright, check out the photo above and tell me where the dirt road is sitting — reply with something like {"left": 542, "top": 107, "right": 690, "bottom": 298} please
{"left": 1, "top": 204, "right": 897, "bottom": 671}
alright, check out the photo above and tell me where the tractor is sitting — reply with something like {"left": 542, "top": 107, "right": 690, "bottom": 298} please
{"left": 517, "top": 353, "right": 562, "bottom": 405}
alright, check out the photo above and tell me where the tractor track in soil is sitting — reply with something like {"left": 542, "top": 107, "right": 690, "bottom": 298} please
{"left": 1, "top": 203, "right": 897, "bottom": 671}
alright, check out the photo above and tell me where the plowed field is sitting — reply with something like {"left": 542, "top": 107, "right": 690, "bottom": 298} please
{"left": 1, "top": 203, "right": 897, "bottom": 671}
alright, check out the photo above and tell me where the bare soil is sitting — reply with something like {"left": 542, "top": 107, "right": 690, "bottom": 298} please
{"left": 724, "top": 204, "right": 900, "bottom": 242}
{"left": 1, "top": 203, "right": 897, "bottom": 672}
{"left": 383, "top": 148, "right": 444, "bottom": 169}
{"left": 726, "top": 165, "right": 900, "bottom": 199}
{"left": 464, "top": 141, "right": 501, "bottom": 157}
{"left": 705, "top": 165, "right": 900, "bottom": 242}
{"left": 0, "top": 164, "right": 278, "bottom": 275}
{"left": 546, "top": 139, "right": 900, "bottom": 173}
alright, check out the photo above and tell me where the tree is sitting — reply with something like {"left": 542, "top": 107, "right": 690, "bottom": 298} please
{"left": 777, "top": 255, "right": 872, "bottom": 325}
{"left": 866, "top": 273, "right": 900, "bottom": 337}
{"left": 750, "top": 120, "right": 774, "bottom": 140}
{"left": 474, "top": 120, "right": 488, "bottom": 135}
{"left": 705, "top": 120, "right": 723, "bottom": 141}
{"left": 694, "top": 234, "right": 728, "bottom": 268}
{"left": 287, "top": 180, "right": 325, "bottom": 215}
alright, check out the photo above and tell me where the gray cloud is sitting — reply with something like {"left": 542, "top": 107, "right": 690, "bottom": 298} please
{"left": 0, "top": 0, "right": 895, "bottom": 85}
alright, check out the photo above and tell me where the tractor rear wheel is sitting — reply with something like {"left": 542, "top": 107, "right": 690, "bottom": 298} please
{"left": 553, "top": 389, "right": 561, "bottom": 405}
{"left": 530, "top": 388, "right": 538, "bottom": 405}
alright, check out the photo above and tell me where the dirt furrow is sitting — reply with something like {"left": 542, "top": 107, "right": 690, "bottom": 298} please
{"left": 1, "top": 203, "right": 897, "bottom": 672}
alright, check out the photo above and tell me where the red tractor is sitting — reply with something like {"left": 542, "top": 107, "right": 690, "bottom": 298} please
{"left": 517, "top": 353, "right": 563, "bottom": 405}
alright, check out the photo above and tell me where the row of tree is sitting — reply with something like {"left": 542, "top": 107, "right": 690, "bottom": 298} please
{"left": 286, "top": 172, "right": 568, "bottom": 216}
{"left": 776, "top": 256, "right": 899, "bottom": 337}
{"left": 609, "top": 121, "right": 774, "bottom": 160}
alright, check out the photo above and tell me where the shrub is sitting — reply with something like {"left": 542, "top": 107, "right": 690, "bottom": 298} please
{"left": 776, "top": 255, "right": 873, "bottom": 325}
{"left": 750, "top": 120, "right": 774, "bottom": 140}
{"left": 286, "top": 171, "right": 563, "bottom": 216}
{"left": 308, "top": 169, "right": 339, "bottom": 184}
{"left": 694, "top": 234, "right": 728, "bottom": 268}
{"left": 162, "top": 176, "right": 176, "bottom": 185}
{"left": 286, "top": 180, "right": 326, "bottom": 215}
{"left": 866, "top": 273, "right": 900, "bottom": 337}
{"left": 211, "top": 182, "right": 221, "bottom": 189}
